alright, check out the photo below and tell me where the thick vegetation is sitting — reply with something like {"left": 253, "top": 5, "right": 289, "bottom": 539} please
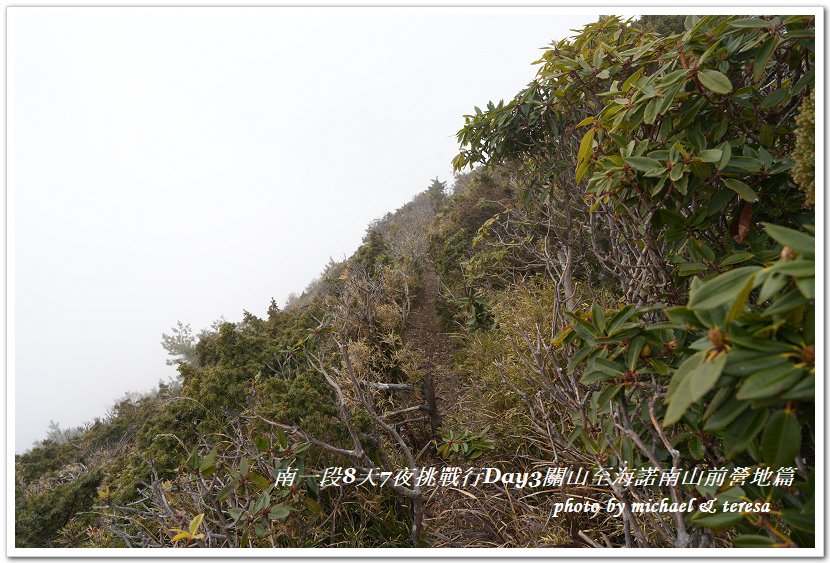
{"left": 16, "top": 15, "right": 814, "bottom": 549}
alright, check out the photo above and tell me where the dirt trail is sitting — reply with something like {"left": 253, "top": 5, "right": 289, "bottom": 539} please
{"left": 403, "top": 261, "right": 457, "bottom": 434}
{"left": 404, "top": 262, "right": 504, "bottom": 547}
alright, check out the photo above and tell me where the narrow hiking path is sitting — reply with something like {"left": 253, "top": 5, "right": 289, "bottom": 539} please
{"left": 403, "top": 261, "right": 490, "bottom": 546}
{"left": 403, "top": 262, "right": 550, "bottom": 547}
{"left": 403, "top": 261, "right": 457, "bottom": 433}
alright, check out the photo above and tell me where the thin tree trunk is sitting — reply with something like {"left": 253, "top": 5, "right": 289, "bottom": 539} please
{"left": 423, "top": 372, "right": 441, "bottom": 438}
{"left": 561, "top": 246, "right": 576, "bottom": 311}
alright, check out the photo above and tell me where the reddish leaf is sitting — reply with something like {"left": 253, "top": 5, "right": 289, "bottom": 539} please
{"left": 732, "top": 201, "right": 753, "bottom": 243}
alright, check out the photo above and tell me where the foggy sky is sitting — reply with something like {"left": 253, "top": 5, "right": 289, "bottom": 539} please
{"left": 11, "top": 8, "right": 597, "bottom": 451}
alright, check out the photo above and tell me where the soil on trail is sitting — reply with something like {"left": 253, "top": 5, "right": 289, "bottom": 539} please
{"left": 403, "top": 262, "right": 508, "bottom": 547}
{"left": 403, "top": 261, "right": 458, "bottom": 433}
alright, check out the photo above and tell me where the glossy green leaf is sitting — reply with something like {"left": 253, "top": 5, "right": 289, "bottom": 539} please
{"left": 691, "top": 510, "right": 744, "bottom": 529}
{"left": 269, "top": 504, "right": 291, "bottom": 521}
{"left": 577, "top": 129, "right": 595, "bottom": 169}
{"left": 729, "top": 17, "right": 770, "bottom": 28}
{"left": 217, "top": 483, "right": 236, "bottom": 503}
{"left": 688, "top": 267, "right": 761, "bottom": 310}
{"left": 795, "top": 276, "right": 815, "bottom": 299}
{"left": 723, "top": 351, "right": 788, "bottom": 376}
{"left": 731, "top": 534, "right": 776, "bottom": 547}
{"left": 228, "top": 508, "right": 244, "bottom": 525}
{"left": 726, "top": 272, "right": 756, "bottom": 323}
{"left": 762, "top": 288, "right": 808, "bottom": 317}
{"left": 737, "top": 365, "right": 804, "bottom": 400}
{"left": 717, "top": 142, "right": 732, "bottom": 169}
{"left": 721, "top": 251, "right": 753, "bottom": 266}
{"left": 781, "top": 509, "right": 814, "bottom": 533}
{"left": 727, "top": 156, "right": 762, "bottom": 171}
{"left": 724, "top": 408, "right": 767, "bottom": 456}
{"left": 699, "top": 148, "right": 723, "bottom": 163}
{"left": 250, "top": 472, "right": 271, "bottom": 491}
{"left": 769, "top": 259, "right": 814, "bottom": 278}
{"left": 255, "top": 491, "right": 271, "bottom": 513}
{"left": 761, "top": 409, "right": 801, "bottom": 467}
{"left": 254, "top": 436, "right": 270, "bottom": 452}
{"left": 759, "top": 272, "right": 787, "bottom": 301}
{"left": 665, "top": 352, "right": 726, "bottom": 425}
{"left": 625, "top": 336, "right": 645, "bottom": 371}
{"left": 753, "top": 37, "right": 777, "bottom": 82}
{"left": 703, "top": 395, "right": 749, "bottom": 431}
{"left": 591, "top": 303, "right": 606, "bottom": 333}
{"left": 764, "top": 223, "right": 814, "bottom": 258}
{"left": 199, "top": 449, "right": 218, "bottom": 473}
{"left": 722, "top": 178, "right": 758, "bottom": 201}
{"left": 761, "top": 88, "right": 788, "bottom": 109}
{"left": 781, "top": 374, "right": 815, "bottom": 400}
{"left": 643, "top": 98, "right": 659, "bottom": 124}
{"left": 625, "top": 156, "right": 663, "bottom": 172}
{"left": 698, "top": 69, "right": 733, "bottom": 94}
